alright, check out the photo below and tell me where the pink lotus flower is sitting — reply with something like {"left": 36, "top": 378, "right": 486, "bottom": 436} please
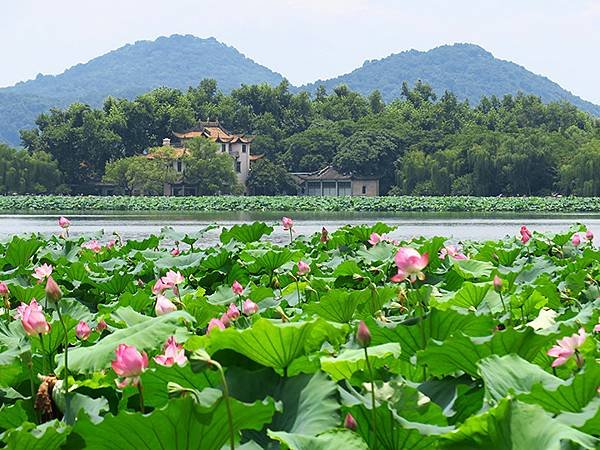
{"left": 232, "top": 280, "right": 244, "bottom": 296}
{"left": 368, "top": 233, "right": 381, "bottom": 246}
{"left": 16, "top": 299, "right": 50, "bottom": 336}
{"left": 0, "top": 282, "right": 9, "bottom": 296}
{"left": 585, "top": 230, "right": 594, "bottom": 241}
{"left": 96, "top": 319, "right": 107, "bottom": 332}
{"left": 520, "top": 226, "right": 532, "bottom": 244}
{"left": 572, "top": 234, "right": 581, "bottom": 247}
{"left": 154, "top": 336, "right": 187, "bottom": 367}
{"left": 161, "top": 270, "right": 184, "bottom": 288}
{"left": 593, "top": 321, "right": 600, "bottom": 333}
{"left": 33, "top": 263, "right": 53, "bottom": 282}
{"left": 547, "top": 328, "right": 587, "bottom": 368}
{"left": 76, "top": 320, "right": 92, "bottom": 340}
{"left": 152, "top": 279, "right": 168, "bottom": 295}
{"left": 170, "top": 248, "right": 180, "bottom": 256}
{"left": 82, "top": 240, "right": 102, "bottom": 253}
{"left": 226, "top": 303, "right": 240, "bottom": 321}
{"left": 391, "top": 247, "right": 429, "bottom": 283}
{"left": 493, "top": 275, "right": 503, "bottom": 292}
{"left": 320, "top": 227, "right": 329, "bottom": 243}
{"left": 207, "top": 318, "right": 225, "bottom": 335}
{"left": 45, "top": 276, "right": 62, "bottom": 303}
{"left": 356, "top": 320, "right": 371, "bottom": 347}
{"left": 155, "top": 295, "right": 177, "bottom": 316}
{"left": 58, "top": 216, "right": 71, "bottom": 229}
{"left": 242, "top": 299, "right": 259, "bottom": 315}
{"left": 438, "top": 245, "right": 468, "bottom": 260}
{"left": 297, "top": 260, "right": 311, "bottom": 276}
{"left": 106, "top": 239, "right": 116, "bottom": 250}
{"left": 344, "top": 413, "right": 357, "bottom": 431}
{"left": 111, "top": 344, "right": 148, "bottom": 388}
{"left": 220, "top": 313, "right": 232, "bottom": 328}
{"left": 282, "top": 216, "right": 294, "bottom": 231}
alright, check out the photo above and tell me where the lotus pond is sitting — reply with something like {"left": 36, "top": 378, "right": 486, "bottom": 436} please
{"left": 0, "top": 219, "right": 599, "bottom": 449}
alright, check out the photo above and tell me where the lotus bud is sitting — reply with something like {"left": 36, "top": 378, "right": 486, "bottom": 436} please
{"left": 226, "top": 303, "right": 240, "bottom": 321}
{"left": 45, "top": 276, "right": 62, "bottom": 303}
{"left": 585, "top": 230, "right": 594, "bottom": 241}
{"left": 320, "top": 227, "right": 329, "bottom": 243}
{"left": 572, "top": 234, "right": 581, "bottom": 247}
{"left": 493, "top": 275, "right": 503, "bottom": 292}
{"left": 282, "top": 216, "right": 294, "bottom": 231}
{"left": 171, "top": 247, "right": 180, "bottom": 256}
{"left": 220, "top": 313, "right": 231, "bottom": 328}
{"left": 356, "top": 320, "right": 371, "bottom": 347}
{"left": 58, "top": 216, "right": 71, "bottom": 229}
{"left": 207, "top": 318, "right": 225, "bottom": 335}
{"left": 96, "top": 319, "right": 107, "bottom": 332}
{"left": 155, "top": 295, "right": 177, "bottom": 316}
{"left": 242, "top": 299, "right": 259, "bottom": 315}
{"left": 297, "top": 260, "right": 311, "bottom": 276}
{"left": 232, "top": 280, "right": 244, "bottom": 296}
{"left": 343, "top": 413, "right": 357, "bottom": 431}
{"left": 0, "top": 281, "right": 9, "bottom": 297}
{"left": 76, "top": 320, "right": 92, "bottom": 340}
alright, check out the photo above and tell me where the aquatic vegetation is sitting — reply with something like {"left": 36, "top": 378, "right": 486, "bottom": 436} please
{"left": 0, "top": 219, "right": 598, "bottom": 448}
{"left": 1, "top": 194, "right": 600, "bottom": 212}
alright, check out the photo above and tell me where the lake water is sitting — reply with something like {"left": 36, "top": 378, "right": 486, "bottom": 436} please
{"left": 0, "top": 211, "right": 598, "bottom": 245}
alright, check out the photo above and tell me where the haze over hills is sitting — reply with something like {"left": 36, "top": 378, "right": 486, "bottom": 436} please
{"left": 1, "top": 34, "right": 599, "bottom": 145}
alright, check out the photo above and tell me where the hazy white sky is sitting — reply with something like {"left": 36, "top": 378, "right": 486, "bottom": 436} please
{"left": 3, "top": 0, "right": 600, "bottom": 103}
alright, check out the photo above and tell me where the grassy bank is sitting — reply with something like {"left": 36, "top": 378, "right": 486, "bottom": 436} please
{"left": 0, "top": 195, "right": 599, "bottom": 212}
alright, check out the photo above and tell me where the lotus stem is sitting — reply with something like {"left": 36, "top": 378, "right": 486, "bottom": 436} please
{"left": 213, "top": 360, "right": 235, "bottom": 450}
{"left": 363, "top": 347, "right": 378, "bottom": 446}
{"left": 138, "top": 381, "right": 145, "bottom": 414}
{"left": 56, "top": 305, "right": 71, "bottom": 422}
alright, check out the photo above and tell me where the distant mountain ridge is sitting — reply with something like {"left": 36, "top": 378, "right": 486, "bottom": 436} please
{"left": 1, "top": 35, "right": 598, "bottom": 145}
{"left": 300, "top": 43, "right": 600, "bottom": 115}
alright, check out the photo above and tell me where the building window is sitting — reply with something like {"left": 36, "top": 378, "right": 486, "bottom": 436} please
{"left": 307, "top": 182, "right": 321, "bottom": 196}
{"left": 236, "top": 161, "right": 241, "bottom": 173}
{"left": 322, "top": 181, "right": 337, "bottom": 196}
{"left": 338, "top": 182, "right": 351, "bottom": 196}
{"left": 176, "top": 160, "right": 183, "bottom": 172}
{"left": 221, "top": 144, "right": 227, "bottom": 152}
{"left": 242, "top": 144, "right": 247, "bottom": 153}
{"left": 362, "top": 185, "right": 367, "bottom": 194}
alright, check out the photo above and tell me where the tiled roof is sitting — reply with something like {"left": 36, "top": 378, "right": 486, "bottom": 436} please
{"left": 292, "top": 166, "right": 379, "bottom": 182}
{"left": 173, "top": 120, "right": 254, "bottom": 143}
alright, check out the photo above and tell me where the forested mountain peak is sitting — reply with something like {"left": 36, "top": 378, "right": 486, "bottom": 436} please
{"left": 1, "top": 36, "right": 599, "bottom": 146}
{"left": 301, "top": 42, "right": 600, "bottom": 117}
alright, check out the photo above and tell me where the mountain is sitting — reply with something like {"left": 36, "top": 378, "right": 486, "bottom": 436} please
{"left": 301, "top": 43, "right": 600, "bottom": 116}
{"left": 1, "top": 37, "right": 599, "bottom": 146}
{"left": 0, "top": 34, "right": 284, "bottom": 144}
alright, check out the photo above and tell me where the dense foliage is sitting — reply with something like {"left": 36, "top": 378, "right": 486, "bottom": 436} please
{"left": 0, "top": 144, "right": 64, "bottom": 194}
{"left": 0, "top": 195, "right": 600, "bottom": 212}
{"left": 0, "top": 35, "right": 283, "bottom": 145}
{"left": 19, "top": 79, "right": 600, "bottom": 195}
{"left": 0, "top": 220, "right": 598, "bottom": 448}
{"left": 102, "top": 138, "right": 242, "bottom": 196}
{"left": 3, "top": 38, "right": 600, "bottom": 147}
{"left": 302, "top": 44, "right": 600, "bottom": 115}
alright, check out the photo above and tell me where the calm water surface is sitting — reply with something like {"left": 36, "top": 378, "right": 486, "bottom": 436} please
{"left": 0, "top": 211, "right": 598, "bottom": 245}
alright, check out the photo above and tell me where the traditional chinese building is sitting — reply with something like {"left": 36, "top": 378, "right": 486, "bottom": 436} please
{"left": 291, "top": 166, "right": 380, "bottom": 196}
{"left": 161, "top": 120, "right": 258, "bottom": 195}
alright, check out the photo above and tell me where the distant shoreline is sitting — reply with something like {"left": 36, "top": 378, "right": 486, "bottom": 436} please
{"left": 0, "top": 195, "right": 598, "bottom": 213}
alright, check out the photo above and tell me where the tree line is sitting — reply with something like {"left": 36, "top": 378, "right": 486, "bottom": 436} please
{"left": 7, "top": 79, "right": 600, "bottom": 196}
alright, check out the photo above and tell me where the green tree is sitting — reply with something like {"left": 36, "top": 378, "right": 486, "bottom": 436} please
{"left": 181, "top": 138, "right": 242, "bottom": 195}
{"left": 247, "top": 158, "right": 297, "bottom": 195}
{"left": 102, "top": 153, "right": 176, "bottom": 195}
